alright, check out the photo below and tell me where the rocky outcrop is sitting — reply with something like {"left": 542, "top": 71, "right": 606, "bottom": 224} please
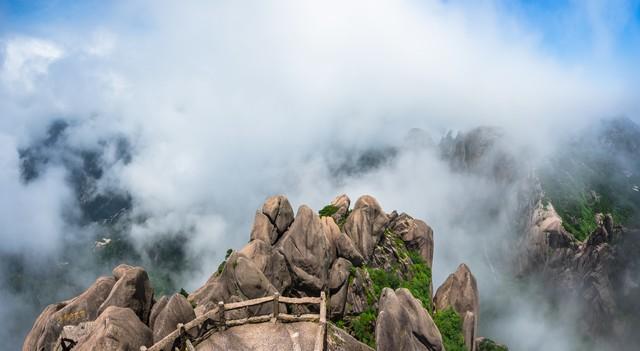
{"left": 98, "top": 265, "right": 154, "bottom": 324}
{"left": 388, "top": 212, "right": 434, "bottom": 268}
{"left": 518, "top": 200, "right": 625, "bottom": 337}
{"left": 239, "top": 239, "right": 292, "bottom": 293}
{"left": 250, "top": 195, "right": 294, "bottom": 245}
{"left": 344, "top": 195, "right": 389, "bottom": 259}
{"left": 73, "top": 306, "right": 152, "bottom": 351}
{"left": 22, "top": 303, "right": 65, "bottom": 351}
{"left": 434, "top": 264, "right": 479, "bottom": 351}
{"left": 330, "top": 194, "right": 351, "bottom": 223}
{"left": 376, "top": 288, "right": 444, "bottom": 351}
{"left": 321, "top": 216, "right": 364, "bottom": 267}
{"left": 328, "top": 258, "right": 353, "bottom": 318}
{"left": 151, "top": 294, "right": 196, "bottom": 342}
{"left": 24, "top": 194, "right": 500, "bottom": 351}
{"left": 195, "top": 321, "right": 372, "bottom": 351}
{"left": 277, "top": 205, "right": 332, "bottom": 292}
{"left": 23, "top": 276, "right": 115, "bottom": 351}
{"left": 439, "top": 127, "right": 518, "bottom": 183}
{"left": 189, "top": 252, "right": 279, "bottom": 316}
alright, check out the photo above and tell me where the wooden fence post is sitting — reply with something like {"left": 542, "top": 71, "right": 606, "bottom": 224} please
{"left": 272, "top": 292, "right": 280, "bottom": 322}
{"left": 313, "top": 291, "right": 327, "bottom": 351}
{"left": 217, "top": 301, "right": 225, "bottom": 326}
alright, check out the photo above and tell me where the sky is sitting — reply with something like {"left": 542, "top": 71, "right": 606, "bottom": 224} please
{"left": 1, "top": 0, "right": 639, "bottom": 350}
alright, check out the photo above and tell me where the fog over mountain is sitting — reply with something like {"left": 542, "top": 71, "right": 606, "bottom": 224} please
{"left": 1, "top": 1, "right": 639, "bottom": 350}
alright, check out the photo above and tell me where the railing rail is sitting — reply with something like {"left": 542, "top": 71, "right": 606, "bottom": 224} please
{"left": 141, "top": 291, "right": 326, "bottom": 351}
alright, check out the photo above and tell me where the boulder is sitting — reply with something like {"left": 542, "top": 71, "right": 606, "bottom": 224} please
{"left": 189, "top": 252, "right": 279, "bottom": 316}
{"left": 23, "top": 276, "right": 115, "bottom": 351}
{"left": 73, "top": 306, "right": 152, "bottom": 351}
{"left": 434, "top": 264, "right": 479, "bottom": 351}
{"left": 330, "top": 194, "right": 351, "bottom": 223}
{"left": 326, "top": 323, "right": 375, "bottom": 351}
{"left": 277, "top": 205, "right": 332, "bottom": 292}
{"left": 98, "top": 265, "right": 154, "bottom": 324}
{"left": 388, "top": 212, "right": 434, "bottom": 268}
{"left": 112, "top": 264, "right": 134, "bottom": 280}
{"left": 262, "top": 195, "right": 295, "bottom": 235}
{"left": 463, "top": 311, "right": 477, "bottom": 351}
{"left": 22, "top": 303, "right": 65, "bottom": 351}
{"left": 321, "top": 217, "right": 364, "bottom": 267}
{"left": 343, "top": 195, "right": 389, "bottom": 259}
{"left": 328, "top": 258, "right": 353, "bottom": 318}
{"left": 239, "top": 239, "right": 292, "bottom": 293}
{"left": 148, "top": 295, "right": 169, "bottom": 331}
{"left": 250, "top": 211, "right": 278, "bottom": 245}
{"left": 249, "top": 195, "right": 295, "bottom": 245}
{"left": 152, "top": 293, "right": 196, "bottom": 342}
{"left": 376, "top": 288, "right": 444, "bottom": 351}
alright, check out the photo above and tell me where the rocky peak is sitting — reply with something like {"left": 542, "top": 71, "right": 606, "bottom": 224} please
{"left": 23, "top": 194, "right": 505, "bottom": 351}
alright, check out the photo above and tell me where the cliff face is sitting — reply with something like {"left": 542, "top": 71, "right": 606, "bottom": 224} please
{"left": 439, "top": 121, "right": 640, "bottom": 347}
{"left": 23, "top": 194, "right": 504, "bottom": 351}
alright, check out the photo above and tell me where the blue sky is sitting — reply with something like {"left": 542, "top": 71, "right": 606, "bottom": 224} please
{"left": 2, "top": 0, "right": 639, "bottom": 64}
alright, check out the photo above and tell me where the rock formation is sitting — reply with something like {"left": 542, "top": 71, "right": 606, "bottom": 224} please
{"left": 434, "top": 264, "right": 479, "bottom": 351}
{"left": 518, "top": 200, "right": 637, "bottom": 339}
{"left": 23, "top": 194, "right": 502, "bottom": 351}
{"left": 376, "top": 288, "right": 444, "bottom": 351}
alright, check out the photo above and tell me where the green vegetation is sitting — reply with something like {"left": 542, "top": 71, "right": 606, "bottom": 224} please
{"left": 365, "top": 255, "right": 432, "bottom": 310}
{"left": 334, "top": 228, "right": 432, "bottom": 348}
{"left": 337, "top": 209, "right": 351, "bottom": 228}
{"left": 401, "top": 253, "right": 432, "bottom": 310}
{"left": 366, "top": 267, "right": 401, "bottom": 303}
{"left": 433, "top": 308, "right": 466, "bottom": 351}
{"left": 539, "top": 130, "right": 640, "bottom": 241}
{"left": 543, "top": 187, "right": 631, "bottom": 241}
{"left": 478, "top": 338, "right": 509, "bottom": 351}
{"left": 319, "top": 204, "right": 340, "bottom": 217}
{"left": 179, "top": 288, "right": 189, "bottom": 298}
{"left": 215, "top": 248, "right": 234, "bottom": 276}
{"left": 348, "top": 308, "right": 377, "bottom": 348}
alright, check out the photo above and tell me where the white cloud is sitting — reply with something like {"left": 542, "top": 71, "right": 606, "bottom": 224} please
{"left": 1, "top": 36, "right": 63, "bottom": 92}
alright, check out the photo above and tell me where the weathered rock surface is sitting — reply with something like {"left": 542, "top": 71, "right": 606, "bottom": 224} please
{"left": 330, "top": 194, "right": 351, "bottom": 223}
{"left": 262, "top": 195, "right": 295, "bottom": 235}
{"left": 434, "top": 263, "right": 479, "bottom": 351}
{"left": 195, "top": 321, "right": 371, "bottom": 351}
{"left": 151, "top": 293, "right": 196, "bottom": 342}
{"left": 98, "top": 265, "right": 154, "bottom": 324}
{"left": 23, "top": 276, "right": 115, "bottom": 351}
{"left": 148, "top": 295, "right": 169, "bottom": 331}
{"left": 22, "top": 303, "right": 65, "bottom": 351}
{"left": 240, "top": 239, "right": 292, "bottom": 293}
{"left": 321, "top": 216, "right": 364, "bottom": 267}
{"left": 326, "top": 323, "right": 375, "bottom": 351}
{"left": 376, "top": 288, "right": 444, "bottom": 351}
{"left": 328, "top": 258, "right": 353, "bottom": 318}
{"left": 388, "top": 212, "right": 434, "bottom": 268}
{"left": 189, "top": 252, "right": 278, "bottom": 316}
{"left": 277, "top": 205, "right": 332, "bottom": 292}
{"left": 344, "top": 195, "right": 389, "bottom": 259}
{"left": 73, "top": 306, "right": 152, "bottom": 351}
{"left": 518, "top": 200, "right": 630, "bottom": 337}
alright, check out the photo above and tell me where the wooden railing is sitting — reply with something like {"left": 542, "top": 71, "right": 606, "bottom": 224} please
{"left": 141, "top": 291, "right": 327, "bottom": 351}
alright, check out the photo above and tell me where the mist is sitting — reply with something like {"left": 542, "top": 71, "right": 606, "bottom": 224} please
{"left": 1, "top": 0, "right": 639, "bottom": 350}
